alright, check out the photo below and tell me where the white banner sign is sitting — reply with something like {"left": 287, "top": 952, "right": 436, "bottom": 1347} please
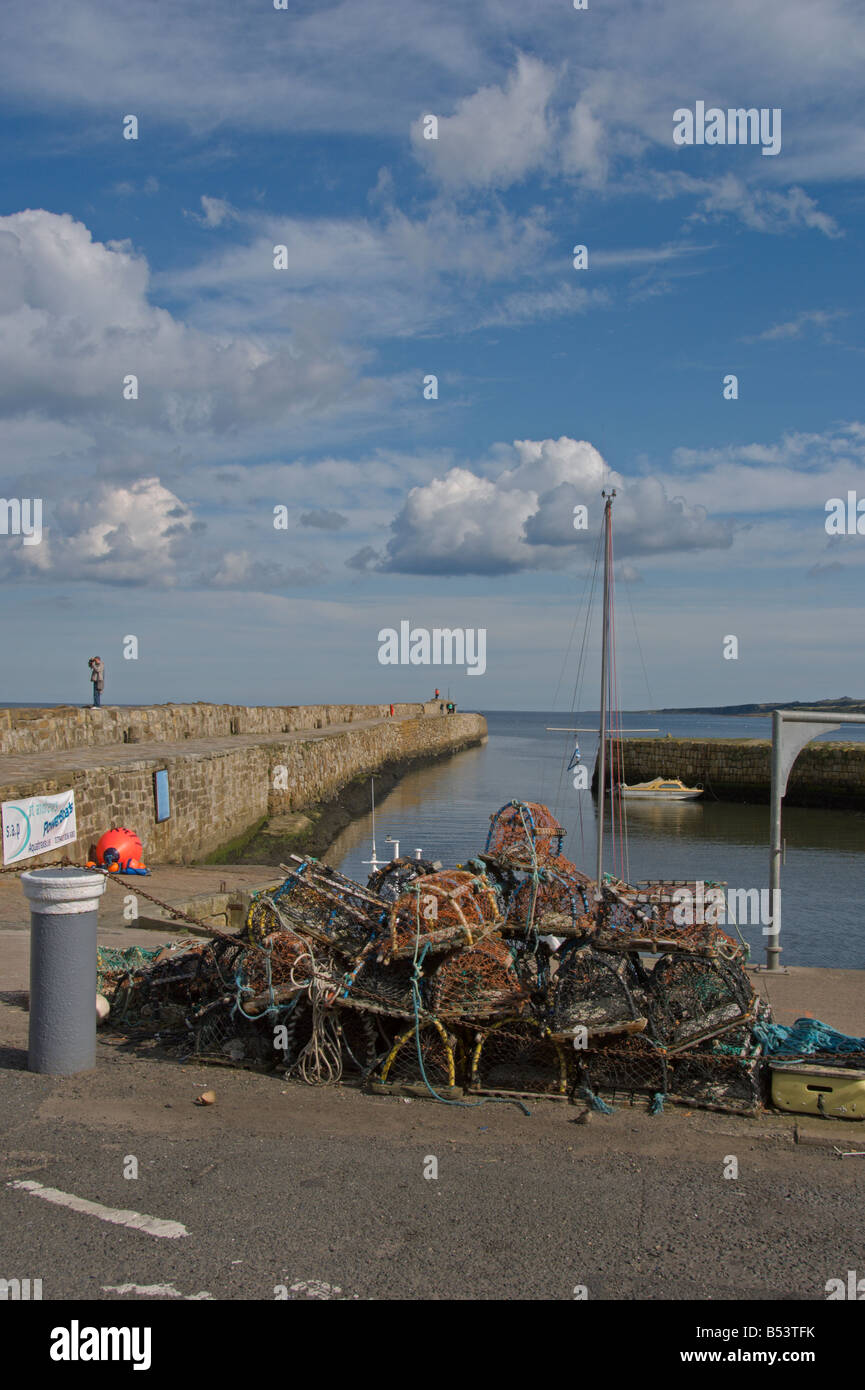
{"left": 2, "top": 789, "right": 77, "bottom": 866}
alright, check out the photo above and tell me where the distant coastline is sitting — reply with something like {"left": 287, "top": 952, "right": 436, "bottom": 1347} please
{"left": 652, "top": 698, "right": 865, "bottom": 717}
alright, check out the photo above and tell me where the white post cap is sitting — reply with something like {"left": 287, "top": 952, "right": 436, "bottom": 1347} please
{"left": 21, "top": 867, "right": 107, "bottom": 915}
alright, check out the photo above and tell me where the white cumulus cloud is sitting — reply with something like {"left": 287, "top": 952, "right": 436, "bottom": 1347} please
{"left": 0, "top": 209, "right": 380, "bottom": 440}
{"left": 0, "top": 477, "right": 194, "bottom": 587}
{"left": 411, "top": 54, "right": 557, "bottom": 191}
{"left": 379, "top": 436, "right": 733, "bottom": 575}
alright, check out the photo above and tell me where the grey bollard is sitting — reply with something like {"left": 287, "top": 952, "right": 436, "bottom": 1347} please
{"left": 22, "top": 867, "right": 106, "bottom": 1074}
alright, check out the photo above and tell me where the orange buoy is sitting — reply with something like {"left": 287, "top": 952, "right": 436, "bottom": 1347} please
{"left": 92, "top": 827, "right": 147, "bottom": 873}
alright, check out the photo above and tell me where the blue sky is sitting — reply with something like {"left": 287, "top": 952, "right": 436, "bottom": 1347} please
{"left": 0, "top": 0, "right": 863, "bottom": 709}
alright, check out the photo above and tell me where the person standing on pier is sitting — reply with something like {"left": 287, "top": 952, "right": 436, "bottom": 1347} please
{"left": 88, "top": 655, "right": 105, "bottom": 707}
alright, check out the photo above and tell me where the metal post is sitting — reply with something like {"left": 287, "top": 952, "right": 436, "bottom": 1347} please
{"left": 762, "top": 708, "right": 859, "bottom": 971}
{"left": 766, "top": 710, "right": 784, "bottom": 972}
{"left": 595, "top": 491, "right": 614, "bottom": 895}
{"left": 22, "top": 867, "right": 106, "bottom": 1074}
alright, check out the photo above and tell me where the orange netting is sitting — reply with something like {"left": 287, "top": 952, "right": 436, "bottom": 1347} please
{"left": 426, "top": 936, "right": 529, "bottom": 1018}
{"left": 241, "top": 929, "right": 310, "bottom": 995}
{"left": 386, "top": 869, "right": 502, "bottom": 956}
{"left": 485, "top": 800, "right": 565, "bottom": 869}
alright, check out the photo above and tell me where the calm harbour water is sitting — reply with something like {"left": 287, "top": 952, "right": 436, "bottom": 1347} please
{"left": 330, "top": 710, "right": 865, "bottom": 971}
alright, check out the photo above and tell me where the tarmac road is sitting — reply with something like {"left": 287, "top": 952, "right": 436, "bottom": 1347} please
{"left": 1, "top": 1038, "right": 863, "bottom": 1303}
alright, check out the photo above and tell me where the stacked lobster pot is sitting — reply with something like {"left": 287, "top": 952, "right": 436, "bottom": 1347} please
{"left": 466, "top": 802, "right": 766, "bottom": 1112}
{"left": 95, "top": 803, "right": 769, "bottom": 1114}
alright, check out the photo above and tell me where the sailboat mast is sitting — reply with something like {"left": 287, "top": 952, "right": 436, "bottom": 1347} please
{"left": 595, "top": 488, "right": 616, "bottom": 895}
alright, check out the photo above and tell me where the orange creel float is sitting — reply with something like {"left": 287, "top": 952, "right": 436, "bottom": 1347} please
{"left": 87, "top": 827, "right": 148, "bottom": 874}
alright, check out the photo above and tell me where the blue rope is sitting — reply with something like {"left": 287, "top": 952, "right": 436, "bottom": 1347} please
{"left": 517, "top": 803, "right": 542, "bottom": 946}
{"left": 573, "top": 1084, "right": 614, "bottom": 1114}
{"left": 232, "top": 940, "right": 282, "bottom": 1021}
{"left": 756, "top": 1016, "right": 865, "bottom": 1056}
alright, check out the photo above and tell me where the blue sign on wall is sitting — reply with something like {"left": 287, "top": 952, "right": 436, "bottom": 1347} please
{"left": 154, "top": 769, "right": 171, "bottom": 823}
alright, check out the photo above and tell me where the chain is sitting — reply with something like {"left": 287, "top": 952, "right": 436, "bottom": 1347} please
{"left": 100, "top": 871, "right": 237, "bottom": 941}
{"left": 0, "top": 853, "right": 80, "bottom": 876}
{"left": 1, "top": 854, "right": 235, "bottom": 941}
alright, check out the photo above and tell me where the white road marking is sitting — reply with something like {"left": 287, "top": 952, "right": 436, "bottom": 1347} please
{"left": 102, "top": 1284, "right": 213, "bottom": 1300}
{"left": 7, "top": 1180, "right": 189, "bottom": 1239}
{"left": 291, "top": 1279, "right": 340, "bottom": 1299}
{"left": 285, "top": 1278, "right": 359, "bottom": 1300}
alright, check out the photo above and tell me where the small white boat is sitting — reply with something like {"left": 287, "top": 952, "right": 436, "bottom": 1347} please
{"left": 618, "top": 777, "right": 703, "bottom": 801}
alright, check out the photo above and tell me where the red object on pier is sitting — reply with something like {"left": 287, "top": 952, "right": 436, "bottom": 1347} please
{"left": 89, "top": 827, "right": 147, "bottom": 873}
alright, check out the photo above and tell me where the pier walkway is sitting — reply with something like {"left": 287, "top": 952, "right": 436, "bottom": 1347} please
{"left": 0, "top": 712, "right": 407, "bottom": 786}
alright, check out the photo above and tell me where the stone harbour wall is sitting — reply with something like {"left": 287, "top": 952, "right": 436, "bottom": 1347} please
{"left": 0, "top": 702, "right": 441, "bottom": 757}
{"left": 592, "top": 737, "right": 865, "bottom": 808}
{"left": 0, "top": 710, "right": 487, "bottom": 865}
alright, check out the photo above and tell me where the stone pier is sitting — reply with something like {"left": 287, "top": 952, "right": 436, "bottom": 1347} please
{"left": 0, "top": 703, "right": 487, "bottom": 865}
{"left": 592, "top": 736, "right": 865, "bottom": 808}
